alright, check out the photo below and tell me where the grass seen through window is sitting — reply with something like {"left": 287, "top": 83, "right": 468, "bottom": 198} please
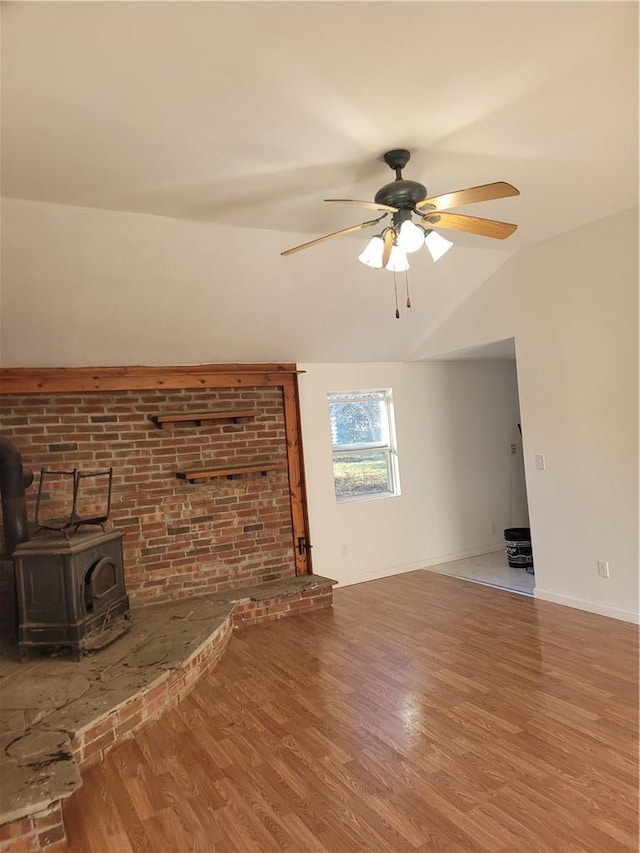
{"left": 332, "top": 453, "right": 390, "bottom": 499}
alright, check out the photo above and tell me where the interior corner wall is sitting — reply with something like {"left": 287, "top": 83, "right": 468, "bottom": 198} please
{"left": 297, "top": 360, "right": 519, "bottom": 587}
{"left": 506, "top": 362, "right": 530, "bottom": 529}
{"left": 416, "top": 207, "right": 639, "bottom": 623}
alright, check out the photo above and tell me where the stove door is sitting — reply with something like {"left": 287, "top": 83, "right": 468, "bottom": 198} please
{"left": 84, "top": 556, "right": 118, "bottom": 614}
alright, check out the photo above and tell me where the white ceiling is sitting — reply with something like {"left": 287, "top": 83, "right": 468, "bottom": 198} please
{"left": 1, "top": 1, "right": 638, "bottom": 365}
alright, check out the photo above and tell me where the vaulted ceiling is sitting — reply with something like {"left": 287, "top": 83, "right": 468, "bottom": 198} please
{"left": 1, "top": 2, "right": 637, "bottom": 366}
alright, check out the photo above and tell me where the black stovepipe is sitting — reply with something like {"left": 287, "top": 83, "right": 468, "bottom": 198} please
{"left": 0, "top": 437, "right": 33, "bottom": 558}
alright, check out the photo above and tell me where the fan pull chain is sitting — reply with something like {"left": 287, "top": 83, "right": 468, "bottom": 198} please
{"left": 405, "top": 271, "right": 411, "bottom": 309}
{"left": 393, "top": 271, "right": 400, "bottom": 319}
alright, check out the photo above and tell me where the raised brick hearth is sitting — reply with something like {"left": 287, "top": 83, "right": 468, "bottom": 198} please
{"left": 0, "top": 365, "right": 322, "bottom": 850}
{"left": 0, "top": 574, "right": 336, "bottom": 852}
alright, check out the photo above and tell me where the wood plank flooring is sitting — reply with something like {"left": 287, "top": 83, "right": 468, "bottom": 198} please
{"left": 63, "top": 570, "right": 639, "bottom": 852}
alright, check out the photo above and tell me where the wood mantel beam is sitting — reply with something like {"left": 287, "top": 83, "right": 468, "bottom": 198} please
{"left": 0, "top": 364, "right": 300, "bottom": 394}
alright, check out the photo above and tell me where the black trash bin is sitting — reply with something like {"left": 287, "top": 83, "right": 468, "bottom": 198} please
{"left": 504, "top": 527, "right": 534, "bottom": 572}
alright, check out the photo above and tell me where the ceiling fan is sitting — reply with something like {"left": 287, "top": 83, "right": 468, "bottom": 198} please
{"left": 281, "top": 149, "right": 520, "bottom": 272}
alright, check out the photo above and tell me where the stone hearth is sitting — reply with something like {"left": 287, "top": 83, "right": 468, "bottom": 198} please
{"left": 0, "top": 574, "right": 336, "bottom": 852}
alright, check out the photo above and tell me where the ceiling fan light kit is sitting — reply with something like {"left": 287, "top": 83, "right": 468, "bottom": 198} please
{"left": 357, "top": 236, "right": 385, "bottom": 269}
{"left": 424, "top": 229, "right": 454, "bottom": 262}
{"left": 385, "top": 244, "right": 410, "bottom": 273}
{"left": 396, "top": 220, "right": 426, "bottom": 253}
{"left": 282, "top": 149, "right": 519, "bottom": 318}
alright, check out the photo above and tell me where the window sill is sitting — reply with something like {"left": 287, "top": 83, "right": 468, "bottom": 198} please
{"left": 335, "top": 491, "right": 400, "bottom": 505}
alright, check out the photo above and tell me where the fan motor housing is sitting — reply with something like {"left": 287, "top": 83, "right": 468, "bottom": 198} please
{"left": 375, "top": 179, "right": 427, "bottom": 210}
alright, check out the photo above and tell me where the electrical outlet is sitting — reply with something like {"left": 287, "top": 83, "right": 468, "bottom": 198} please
{"left": 535, "top": 454, "right": 546, "bottom": 470}
{"left": 511, "top": 444, "right": 517, "bottom": 454}
{"left": 490, "top": 522, "right": 497, "bottom": 535}
{"left": 597, "top": 560, "right": 609, "bottom": 578}
{"left": 341, "top": 544, "right": 349, "bottom": 559}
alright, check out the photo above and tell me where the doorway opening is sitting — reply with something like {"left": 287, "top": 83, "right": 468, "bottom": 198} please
{"left": 425, "top": 337, "right": 534, "bottom": 596}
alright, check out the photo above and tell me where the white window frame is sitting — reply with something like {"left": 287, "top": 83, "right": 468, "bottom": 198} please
{"left": 327, "top": 388, "right": 400, "bottom": 503}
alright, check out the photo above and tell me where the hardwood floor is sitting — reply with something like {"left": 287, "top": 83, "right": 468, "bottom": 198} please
{"left": 63, "top": 570, "right": 639, "bottom": 852}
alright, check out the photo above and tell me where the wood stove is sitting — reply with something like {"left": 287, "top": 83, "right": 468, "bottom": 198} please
{"left": 13, "top": 529, "right": 129, "bottom": 661}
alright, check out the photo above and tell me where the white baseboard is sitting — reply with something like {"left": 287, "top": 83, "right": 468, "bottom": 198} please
{"left": 332, "top": 560, "right": 426, "bottom": 588}
{"left": 534, "top": 588, "right": 640, "bottom": 624}
{"left": 422, "top": 544, "right": 504, "bottom": 567}
{"left": 332, "top": 545, "right": 502, "bottom": 588}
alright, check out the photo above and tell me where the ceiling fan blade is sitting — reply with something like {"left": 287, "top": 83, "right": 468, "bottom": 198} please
{"left": 422, "top": 212, "right": 517, "bottom": 239}
{"left": 281, "top": 217, "right": 383, "bottom": 256}
{"left": 325, "top": 198, "right": 399, "bottom": 212}
{"left": 415, "top": 182, "right": 520, "bottom": 212}
{"left": 382, "top": 228, "right": 395, "bottom": 267}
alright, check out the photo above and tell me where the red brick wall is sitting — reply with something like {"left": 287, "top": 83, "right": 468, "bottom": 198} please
{"left": 0, "top": 387, "right": 296, "bottom": 629}
{"left": 233, "top": 586, "right": 334, "bottom": 626}
{"left": 0, "top": 801, "right": 66, "bottom": 852}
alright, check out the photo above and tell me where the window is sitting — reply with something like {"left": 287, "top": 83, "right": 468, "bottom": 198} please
{"left": 327, "top": 389, "right": 400, "bottom": 502}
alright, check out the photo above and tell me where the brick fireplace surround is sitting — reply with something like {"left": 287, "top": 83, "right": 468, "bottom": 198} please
{"left": 0, "top": 364, "right": 332, "bottom": 852}
{"left": 0, "top": 364, "right": 314, "bottom": 628}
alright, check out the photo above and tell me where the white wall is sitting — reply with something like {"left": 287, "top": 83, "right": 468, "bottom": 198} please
{"left": 415, "top": 207, "right": 639, "bottom": 622}
{"left": 298, "top": 360, "right": 522, "bottom": 587}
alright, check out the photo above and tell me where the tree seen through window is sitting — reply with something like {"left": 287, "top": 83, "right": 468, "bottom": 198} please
{"left": 330, "top": 401, "right": 384, "bottom": 448}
